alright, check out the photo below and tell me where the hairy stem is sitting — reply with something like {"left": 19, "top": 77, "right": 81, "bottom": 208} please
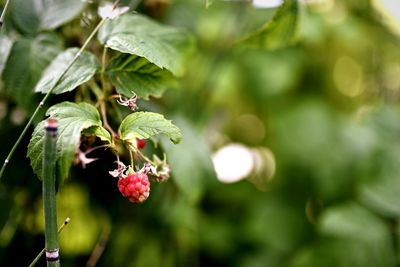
{"left": 0, "top": 0, "right": 11, "bottom": 28}
{"left": 0, "top": 18, "right": 106, "bottom": 181}
{"left": 29, "top": 218, "right": 71, "bottom": 267}
{"left": 42, "top": 119, "right": 60, "bottom": 267}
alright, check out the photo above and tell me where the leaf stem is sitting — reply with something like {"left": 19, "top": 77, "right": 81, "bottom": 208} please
{"left": 129, "top": 149, "right": 134, "bottom": 167}
{"left": 101, "top": 46, "right": 108, "bottom": 78}
{"left": 29, "top": 218, "right": 71, "bottom": 267}
{"left": 100, "top": 102, "right": 118, "bottom": 138}
{"left": 0, "top": 18, "right": 106, "bottom": 181}
{"left": 0, "top": 0, "right": 11, "bottom": 28}
{"left": 42, "top": 119, "right": 60, "bottom": 267}
{"left": 129, "top": 144, "right": 154, "bottom": 165}
{"left": 99, "top": 45, "right": 120, "bottom": 140}
{"left": 88, "top": 80, "right": 104, "bottom": 101}
{"left": 99, "top": 46, "right": 109, "bottom": 97}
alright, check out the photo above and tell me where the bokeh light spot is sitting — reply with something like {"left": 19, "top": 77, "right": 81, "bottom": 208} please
{"left": 333, "top": 56, "right": 364, "bottom": 97}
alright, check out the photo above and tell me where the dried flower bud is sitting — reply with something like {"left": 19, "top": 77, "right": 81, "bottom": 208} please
{"left": 98, "top": 3, "right": 129, "bottom": 20}
{"left": 117, "top": 94, "right": 138, "bottom": 111}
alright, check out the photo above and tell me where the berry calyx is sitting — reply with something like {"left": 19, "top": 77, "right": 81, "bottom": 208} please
{"left": 117, "top": 173, "right": 150, "bottom": 203}
{"left": 136, "top": 139, "right": 146, "bottom": 149}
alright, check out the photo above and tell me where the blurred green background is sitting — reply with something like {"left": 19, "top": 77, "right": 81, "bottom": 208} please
{"left": 1, "top": 0, "right": 400, "bottom": 266}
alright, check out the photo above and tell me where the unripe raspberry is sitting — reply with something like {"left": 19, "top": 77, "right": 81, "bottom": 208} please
{"left": 136, "top": 139, "right": 146, "bottom": 149}
{"left": 117, "top": 173, "right": 150, "bottom": 203}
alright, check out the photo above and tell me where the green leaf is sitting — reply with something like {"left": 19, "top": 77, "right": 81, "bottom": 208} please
{"left": 206, "top": 0, "right": 214, "bottom": 8}
{"left": 291, "top": 202, "right": 396, "bottom": 267}
{"left": 82, "top": 126, "right": 112, "bottom": 143}
{"left": 358, "top": 147, "right": 400, "bottom": 217}
{"left": 3, "top": 33, "right": 64, "bottom": 110}
{"left": 160, "top": 117, "right": 216, "bottom": 203}
{"left": 318, "top": 202, "right": 387, "bottom": 240}
{"left": 315, "top": 202, "right": 396, "bottom": 266}
{"left": 35, "top": 48, "right": 99, "bottom": 95}
{"left": 10, "top": 0, "right": 85, "bottom": 35}
{"left": 238, "top": 0, "right": 299, "bottom": 50}
{"left": 107, "top": 54, "right": 177, "bottom": 99}
{"left": 27, "top": 102, "right": 108, "bottom": 183}
{"left": 0, "top": 35, "right": 13, "bottom": 76}
{"left": 98, "top": 13, "right": 194, "bottom": 76}
{"left": 119, "top": 112, "right": 181, "bottom": 144}
{"left": 360, "top": 179, "right": 400, "bottom": 217}
{"left": 355, "top": 107, "right": 400, "bottom": 217}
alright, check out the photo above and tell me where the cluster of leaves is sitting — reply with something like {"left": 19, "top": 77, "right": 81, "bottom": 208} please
{"left": 0, "top": 0, "right": 299, "bottom": 187}
{"left": 0, "top": 0, "right": 199, "bottom": 187}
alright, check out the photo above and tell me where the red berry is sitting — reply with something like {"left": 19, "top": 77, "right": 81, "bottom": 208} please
{"left": 117, "top": 173, "right": 150, "bottom": 203}
{"left": 136, "top": 139, "right": 146, "bottom": 149}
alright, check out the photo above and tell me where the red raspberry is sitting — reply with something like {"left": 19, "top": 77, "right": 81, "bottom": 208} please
{"left": 117, "top": 173, "right": 150, "bottom": 203}
{"left": 136, "top": 139, "right": 146, "bottom": 149}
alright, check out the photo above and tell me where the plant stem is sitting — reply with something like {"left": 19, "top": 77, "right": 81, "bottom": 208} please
{"left": 88, "top": 80, "right": 104, "bottom": 101}
{"left": 129, "top": 149, "right": 134, "bottom": 167}
{"left": 100, "top": 102, "right": 118, "bottom": 138}
{"left": 29, "top": 218, "right": 71, "bottom": 267}
{"left": 98, "top": 45, "right": 120, "bottom": 140}
{"left": 0, "top": 0, "right": 11, "bottom": 28}
{"left": 0, "top": 18, "right": 106, "bottom": 181}
{"left": 129, "top": 144, "right": 154, "bottom": 165}
{"left": 42, "top": 119, "right": 60, "bottom": 267}
{"left": 101, "top": 46, "right": 108, "bottom": 91}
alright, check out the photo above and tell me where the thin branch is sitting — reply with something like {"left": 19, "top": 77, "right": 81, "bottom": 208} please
{"left": 29, "top": 218, "right": 71, "bottom": 267}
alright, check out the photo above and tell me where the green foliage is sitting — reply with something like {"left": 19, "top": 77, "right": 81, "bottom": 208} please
{"left": 239, "top": 0, "right": 299, "bottom": 49}
{"left": 107, "top": 54, "right": 177, "bottom": 99}
{"left": 2, "top": 33, "right": 63, "bottom": 109}
{"left": 35, "top": 48, "right": 99, "bottom": 94}
{"left": 295, "top": 202, "right": 397, "bottom": 267}
{"left": 119, "top": 112, "right": 181, "bottom": 144}
{"left": 27, "top": 102, "right": 109, "bottom": 184}
{"left": 98, "top": 13, "right": 194, "bottom": 76}
{"left": 82, "top": 126, "right": 112, "bottom": 143}
{"left": 0, "top": 35, "right": 12, "bottom": 76}
{"left": 160, "top": 117, "right": 216, "bottom": 203}
{"left": 9, "top": 0, "right": 85, "bottom": 34}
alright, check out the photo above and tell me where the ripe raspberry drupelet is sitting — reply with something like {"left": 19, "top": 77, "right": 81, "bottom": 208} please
{"left": 117, "top": 173, "right": 150, "bottom": 203}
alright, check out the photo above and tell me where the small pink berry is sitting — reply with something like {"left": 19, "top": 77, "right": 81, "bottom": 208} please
{"left": 136, "top": 139, "right": 146, "bottom": 149}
